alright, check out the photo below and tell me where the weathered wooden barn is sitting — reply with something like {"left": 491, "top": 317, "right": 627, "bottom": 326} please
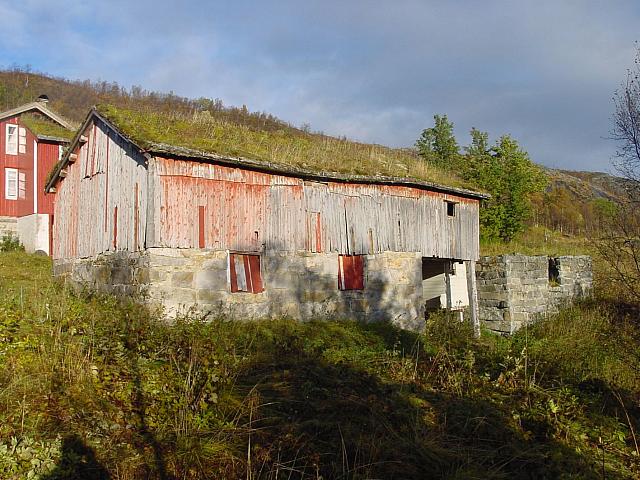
{"left": 0, "top": 97, "right": 73, "bottom": 254}
{"left": 46, "top": 106, "right": 487, "bottom": 330}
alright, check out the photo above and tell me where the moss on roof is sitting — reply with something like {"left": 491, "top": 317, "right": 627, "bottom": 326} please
{"left": 96, "top": 104, "right": 471, "bottom": 189}
{"left": 21, "top": 114, "right": 73, "bottom": 141}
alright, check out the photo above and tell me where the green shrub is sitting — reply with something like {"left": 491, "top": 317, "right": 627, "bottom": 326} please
{"left": 0, "top": 234, "right": 23, "bottom": 252}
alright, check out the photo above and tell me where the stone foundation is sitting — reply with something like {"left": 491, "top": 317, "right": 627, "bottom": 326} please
{"left": 53, "top": 251, "right": 149, "bottom": 297}
{"left": 54, "top": 248, "right": 426, "bottom": 331}
{"left": 476, "top": 255, "right": 592, "bottom": 333}
{"left": 0, "top": 216, "right": 18, "bottom": 240}
{"left": 53, "top": 250, "right": 593, "bottom": 334}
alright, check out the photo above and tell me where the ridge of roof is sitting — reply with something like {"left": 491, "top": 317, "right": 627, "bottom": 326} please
{"left": 47, "top": 107, "right": 489, "bottom": 200}
{"left": 0, "top": 101, "right": 74, "bottom": 130}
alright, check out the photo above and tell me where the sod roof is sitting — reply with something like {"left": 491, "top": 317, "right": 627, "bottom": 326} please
{"left": 21, "top": 114, "right": 74, "bottom": 142}
{"left": 48, "top": 104, "right": 488, "bottom": 199}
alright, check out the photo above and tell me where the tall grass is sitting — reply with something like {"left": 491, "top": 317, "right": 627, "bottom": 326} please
{"left": 0, "top": 251, "right": 638, "bottom": 479}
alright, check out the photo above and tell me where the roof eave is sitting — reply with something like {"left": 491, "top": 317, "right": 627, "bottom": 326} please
{"left": 0, "top": 102, "right": 74, "bottom": 130}
{"left": 46, "top": 108, "right": 145, "bottom": 192}
{"left": 146, "top": 143, "right": 490, "bottom": 200}
{"left": 37, "top": 134, "right": 70, "bottom": 143}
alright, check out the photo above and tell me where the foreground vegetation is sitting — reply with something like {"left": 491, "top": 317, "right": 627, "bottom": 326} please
{"left": 0, "top": 251, "right": 638, "bottom": 479}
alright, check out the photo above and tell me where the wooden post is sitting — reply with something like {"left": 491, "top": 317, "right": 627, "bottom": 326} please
{"left": 466, "top": 260, "right": 480, "bottom": 338}
{"left": 444, "top": 261, "right": 452, "bottom": 310}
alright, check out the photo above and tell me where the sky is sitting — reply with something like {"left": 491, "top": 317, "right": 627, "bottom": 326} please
{"left": 0, "top": 0, "right": 638, "bottom": 172}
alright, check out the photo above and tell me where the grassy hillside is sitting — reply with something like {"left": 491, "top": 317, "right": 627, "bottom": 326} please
{"left": 0, "top": 251, "right": 638, "bottom": 479}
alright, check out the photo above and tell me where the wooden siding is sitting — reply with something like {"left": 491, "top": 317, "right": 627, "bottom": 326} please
{"left": 54, "top": 118, "right": 147, "bottom": 260}
{"left": 0, "top": 116, "right": 36, "bottom": 217}
{"left": 36, "top": 141, "right": 61, "bottom": 215}
{"left": 150, "top": 157, "right": 480, "bottom": 260}
{"left": 0, "top": 115, "right": 64, "bottom": 217}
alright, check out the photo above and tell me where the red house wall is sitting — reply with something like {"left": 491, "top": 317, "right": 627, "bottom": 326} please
{"left": 0, "top": 116, "right": 63, "bottom": 217}
{"left": 37, "top": 141, "right": 61, "bottom": 215}
{"left": 0, "top": 116, "right": 36, "bottom": 217}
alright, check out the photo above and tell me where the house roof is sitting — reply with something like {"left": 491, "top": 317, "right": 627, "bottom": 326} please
{"left": 0, "top": 101, "right": 74, "bottom": 131}
{"left": 20, "top": 114, "right": 74, "bottom": 142}
{"left": 46, "top": 105, "right": 489, "bottom": 200}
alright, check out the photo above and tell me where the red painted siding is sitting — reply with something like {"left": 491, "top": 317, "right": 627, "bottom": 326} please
{"left": 0, "top": 116, "right": 35, "bottom": 217}
{"left": 37, "top": 141, "right": 61, "bottom": 215}
{"left": 0, "top": 116, "right": 64, "bottom": 217}
{"left": 152, "top": 155, "right": 480, "bottom": 260}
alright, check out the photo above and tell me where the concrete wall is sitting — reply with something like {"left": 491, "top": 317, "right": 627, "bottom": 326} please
{"left": 17, "top": 214, "right": 49, "bottom": 254}
{"left": 53, "top": 248, "right": 426, "bottom": 331}
{"left": 476, "top": 255, "right": 592, "bottom": 333}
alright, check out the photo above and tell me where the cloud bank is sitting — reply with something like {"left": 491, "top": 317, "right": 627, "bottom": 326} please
{"left": 1, "top": 0, "right": 638, "bottom": 171}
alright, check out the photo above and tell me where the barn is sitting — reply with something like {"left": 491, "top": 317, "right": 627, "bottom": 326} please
{"left": 0, "top": 97, "right": 73, "bottom": 254}
{"left": 46, "top": 105, "right": 487, "bottom": 330}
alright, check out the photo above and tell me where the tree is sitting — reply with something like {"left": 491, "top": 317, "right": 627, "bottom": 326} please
{"left": 465, "top": 133, "right": 546, "bottom": 242}
{"left": 415, "top": 114, "right": 459, "bottom": 167}
{"left": 415, "top": 120, "right": 546, "bottom": 242}
{"left": 597, "top": 47, "right": 640, "bottom": 301}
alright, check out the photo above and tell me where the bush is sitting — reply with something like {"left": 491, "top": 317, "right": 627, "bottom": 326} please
{"left": 0, "top": 234, "right": 23, "bottom": 252}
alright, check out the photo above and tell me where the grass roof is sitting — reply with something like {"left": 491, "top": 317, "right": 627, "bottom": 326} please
{"left": 21, "top": 114, "right": 74, "bottom": 141}
{"left": 96, "top": 104, "right": 471, "bottom": 189}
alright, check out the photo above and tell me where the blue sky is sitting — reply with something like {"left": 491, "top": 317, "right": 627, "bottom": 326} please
{"left": 1, "top": 0, "right": 638, "bottom": 172}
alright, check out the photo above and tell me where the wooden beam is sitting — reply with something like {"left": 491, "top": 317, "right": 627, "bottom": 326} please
{"left": 68, "top": 153, "right": 78, "bottom": 163}
{"left": 59, "top": 169, "right": 67, "bottom": 178}
{"left": 444, "top": 261, "right": 452, "bottom": 310}
{"left": 79, "top": 135, "right": 88, "bottom": 144}
{"left": 466, "top": 260, "right": 480, "bottom": 338}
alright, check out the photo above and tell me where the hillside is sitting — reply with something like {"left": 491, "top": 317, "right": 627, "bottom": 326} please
{"left": 546, "top": 168, "right": 630, "bottom": 203}
{"left": 0, "top": 250, "right": 639, "bottom": 479}
{"left": 525, "top": 168, "right": 631, "bottom": 237}
{"left": 0, "top": 68, "right": 466, "bottom": 189}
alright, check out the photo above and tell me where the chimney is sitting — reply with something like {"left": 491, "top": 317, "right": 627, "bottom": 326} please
{"left": 36, "top": 94, "right": 49, "bottom": 104}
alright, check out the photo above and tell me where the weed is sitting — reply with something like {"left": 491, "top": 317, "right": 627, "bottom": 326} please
{"left": 0, "top": 251, "right": 639, "bottom": 478}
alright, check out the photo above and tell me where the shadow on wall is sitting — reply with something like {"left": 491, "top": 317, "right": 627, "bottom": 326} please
{"left": 247, "top": 249, "right": 425, "bottom": 331}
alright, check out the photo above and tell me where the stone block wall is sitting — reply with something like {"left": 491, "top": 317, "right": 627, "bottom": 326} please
{"left": 53, "top": 248, "right": 426, "bottom": 331}
{"left": 477, "top": 254, "right": 592, "bottom": 333}
{"left": 0, "top": 216, "right": 18, "bottom": 239}
{"left": 53, "top": 251, "right": 149, "bottom": 297}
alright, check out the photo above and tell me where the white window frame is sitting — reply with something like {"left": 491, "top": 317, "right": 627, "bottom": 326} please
{"left": 5, "top": 168, "right": 18, "bottom": 200}
{"left": 5, "top": 124, "right": 18, "bottom": 155}
{"left": 18, "top": 171, "right": 26, "bottom": 200}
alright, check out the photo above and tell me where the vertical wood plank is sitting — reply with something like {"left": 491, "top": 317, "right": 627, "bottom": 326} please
{"left": 466, "top": 260, "right": 480, "bottom": 338}
{"left": 445, "top": 261, "right": 452, "bottom": 310}
{"left": 113, "top": 205, "right": 118, "bottom": 250}
{"left": 198, "top": 205, "right": 206, "bottom": 249}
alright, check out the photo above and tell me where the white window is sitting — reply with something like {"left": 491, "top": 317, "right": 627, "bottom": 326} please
{"left": 18, "top": 127, "right": 26, "bottom": 154}
{"left": 5, "top": 124, "right": 18, "bottom": 155}
{"left": 18, "top": 172, "right": 26, "bottom": 199}
{"left": 5, "top": 168, "right": 18, "bottom": 200}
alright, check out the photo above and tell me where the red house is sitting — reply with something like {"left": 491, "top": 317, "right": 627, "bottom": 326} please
{"left": 0, "top": 98, "right": 74, "bottom": 254}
